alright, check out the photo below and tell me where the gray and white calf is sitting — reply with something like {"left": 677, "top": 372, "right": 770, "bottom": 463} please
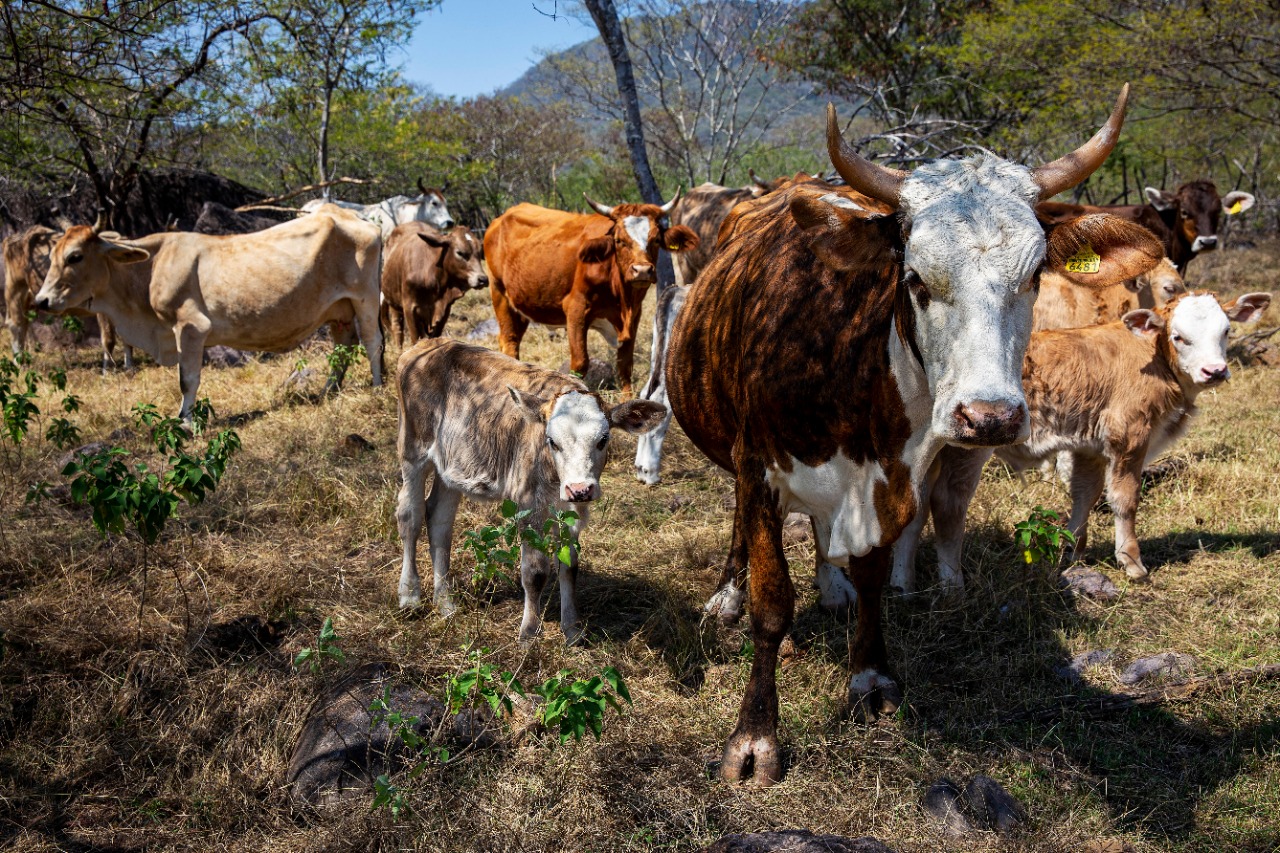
{"left": 892, "top": 290, "right": 1272, "bottom": 592}
{"left": 395, "top": 339, "right": 666, "bottom": 643}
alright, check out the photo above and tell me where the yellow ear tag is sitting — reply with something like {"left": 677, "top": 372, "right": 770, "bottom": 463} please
{"left": 1064, "top": 244, "right": 1101, "bottom": 274}
{"left": 1228, "top": 200, "right": 1244, "bottom": 214}
{"left": 668, "top": 244, "right": 680, "bottom": 250}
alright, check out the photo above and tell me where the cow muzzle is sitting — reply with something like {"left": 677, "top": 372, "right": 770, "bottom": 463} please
{"left": 950, "top": 400, "right": 1028, "bottom": 446}
{"left": 34, "top": 296, "right": 51, "bottom": 312}
{"left": 628, "top": 264, "right": 655, "bottom": 284}
{"left": 1191, "top": 235, "right": 1218, "bottom": 253}
{"left": 563, "top": 482, "right": 597, "bottom": 503}
{"left": 1198, "top": 363, "right": 1229, "bottom": 385}
{"left": 473, "top": 274, "right": 490, "bottom": 289}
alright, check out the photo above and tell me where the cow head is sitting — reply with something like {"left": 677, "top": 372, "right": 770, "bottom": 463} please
{"left": 580, "top": 192, "right": 699, "bottom": 287}
{"left": 401, "top": 179, "right": 454, "bottom": 231}
{"left": 806, "top": 86, "right": 1163, "bottom": 447}
{"left": 508, "top": 387, "right": 667, "bottom": 503}
{"left": 34, "top": 222, "right": 149, "bottom": 313}
{"left": 1124, "top": 291, "right": 1270, "bottom": 389}
{"left": 420, "top": 225, "right": 488, "bottom": 290}
{"left": 1130, "top": 257, "right": 1186, "bottom": 306}
{"left": 1145, "top": 181, "right": 1255, "bottom": 256}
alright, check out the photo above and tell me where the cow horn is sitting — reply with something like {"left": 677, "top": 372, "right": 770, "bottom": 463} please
{"left": 91, "top": 209, "right": 107, "bottom": 234}
{"left": 417, "top": 177, "right": 429, "bottom": 196}
{"left": 1031, "top": 83, "right": 1130, "bottom": 202}
{"left": 659, "top": 187, "right": 682, "bottom": 214}
{"left": 749, "top": 169, "right": 771, "bottom": 190}
{"left": 583, "top": 193, "right": 614, "bottom": 218}
{"left": 826, "top": 104, "right": 906, "bottom": 208}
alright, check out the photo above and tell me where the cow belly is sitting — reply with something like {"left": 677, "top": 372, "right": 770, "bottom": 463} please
{"left": 766, "top": 452, "right": 887, "bottom": 563}
{"left": 204, "top": 298, "right": 355, "bottom": 352}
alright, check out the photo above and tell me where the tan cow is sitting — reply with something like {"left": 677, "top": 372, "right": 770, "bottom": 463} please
{"left": 395, "top": 338, "right": 666, "bottom": 643}
{"left": 34, "top": 205, "right": 382, "bottom": 418}
{"left": 1034, "top": 256, "right": 1187, "bottom": 331}
{"left": 892, "top": 290, "right": 1272, "bottom": 591}
{"left": 381, "top": 223, "right": 488, "bottom": 346}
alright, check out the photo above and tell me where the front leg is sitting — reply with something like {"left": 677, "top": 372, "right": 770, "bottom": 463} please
{"left": 617, "top": 294, "right": 648, "bottom": 397}
{"left": 721, "top": 453, "right": 793, "bottom": 785}
{"left": 563, "top": 293, "right": 591, "bottom": 378}
{"left": 425, "top": 477, "right": 462, "bottom": 615}
{"left": 846, "top": 545, "right": 901, "bottom": 721}
{"left": 928, "top": 446, "right": 993, "bottom": 592}
{"left": 1107, "top": 446, "right": 1149, "bottom": 580}
{"left": 1067, "top": 453, "right": 1107, "bottom": 563}
{"left": 175, "top": 321, "right": 209, "bottom": 421}
{"left": 518, "top": 545, "right": 553, "bottom": 642}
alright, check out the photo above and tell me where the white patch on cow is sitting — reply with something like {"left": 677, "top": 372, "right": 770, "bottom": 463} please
{"left": 817, "top": 561, "right": 858, "bottom": 609}
{"left": 766, "top": 452, "right": 885, "bottom": 563}
{"left": 896, "top": 155, "right": 1041, "bottom": 443}
{"left": 622, "top": 215, "right": 652, "bottom": 250}
{"left": 544, "top": 391, "right": 612, "bottom": 502}
{"left": 848, "top": 667, "right": 895, "bottom": 697}
{"left": 1190, "top": 235, "right": 1218, "bottom": 254}
{"left": 1167, "top": 294, "right": 1231, "bottom": 388}
{"left": 818, "top": 192, "right": 864, "bottom": 211}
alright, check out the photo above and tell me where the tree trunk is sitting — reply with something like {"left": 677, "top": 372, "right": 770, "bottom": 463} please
{"left": 318, "top": 80, "right": 335, "bottom": 196}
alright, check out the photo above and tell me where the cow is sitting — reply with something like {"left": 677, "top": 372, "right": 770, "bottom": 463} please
{"left": 34, "top": 205, "right": 383, "bottom": 420}
{"left": 634, "top": 283, "right": 686, "bottom": 485}
{"left": 381, "top": 223, "right": 489, "bottom": 346}
{"left": 1038, "top": 181, "right": 1254, "bottom": 274}
{"left": 394, "top": 338, "right": 666, "bottom": 643}
{"left": 300, "top": 180, "right": 454, "bottom": 241}
{"left": 672, "top": 180, "right": 774, "bottom": 286}
{"left": 1033, "top": 256, "right": 1186, "bottom": 332}
{"left": 891, "top": 290, "right": 1271, "bottom": 593}
{"left": 484, "top": 193, "right": 699, "bottom": 396}
{"left": 664, "top": 86, "right": 1163, "bottom": 785}
{"left": 3, "top": 223, "right": 133, "bottom": 373}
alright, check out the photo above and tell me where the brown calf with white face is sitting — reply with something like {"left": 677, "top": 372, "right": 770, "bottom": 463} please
{"left": 484, "top": 194, "right": 698, "bottom": 395}
{"left": 395, "top": 339, "right": 666, "bottom": 643}
{"left": 1034, "top": 256, "right": 1187, "bottom": 332}
{"left": 381, "top": 223, "right": 488, "bottom": 346}
{"left": 892, "top": 290, "right": 1271, "bottom": 592}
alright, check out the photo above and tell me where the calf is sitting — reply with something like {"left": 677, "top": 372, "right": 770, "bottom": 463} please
{"left": 1034, "top": 256, "right": 1187, "bottom": 331}
{"left": 395, "top": 339, "right": 666, "bottom": 643}
{"left": 892, "top": 291, "right": 1272, "bottom": 591}
{"left": 381, "top": 223, "right": 488, "bottom": 346}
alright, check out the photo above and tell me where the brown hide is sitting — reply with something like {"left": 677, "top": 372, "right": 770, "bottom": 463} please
{"left": 381, "top": 223, "right": 487, "bottom": 345}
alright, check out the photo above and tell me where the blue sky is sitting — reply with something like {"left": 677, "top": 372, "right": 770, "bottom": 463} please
{"left": 400, "top": 1, "right": 598, "bottom": 98}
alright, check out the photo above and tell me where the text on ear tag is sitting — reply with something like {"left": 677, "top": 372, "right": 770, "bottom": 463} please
{"left": 1228, "top": 200, "right": 1244, "bottom": 214}
{"left": 1064, "top": 244, "right": 1101, "bottom": 274}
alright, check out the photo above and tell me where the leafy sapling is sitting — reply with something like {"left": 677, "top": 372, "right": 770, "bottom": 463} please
{"left": 1014, "top": 505, "right": 1077, "bottom": 565}
{"left": 293, "top": 616, "right": 346, "bottom": 673}
{"left": 444, "top": 647, "right": 525, "bottom": 717}
{"left": 532, "top": 665, "right": 631, "bottom": 744}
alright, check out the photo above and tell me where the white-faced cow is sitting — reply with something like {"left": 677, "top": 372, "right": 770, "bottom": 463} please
{"left": 381, "top": 223, "right": 488, "bottom": 346}
{"left": 301, "top": 179, "right": 454, "bottom": 242}
{"left": 484, "top": 193, "right": 698, "bottom": 395}
{"left": 892, "top": 290, "right": 1271, "bottom": 593}
{"left": 665, "top": 87, "right": 1164, "bottom": 785}
{"left": 34, "top": 205, "right": 383, "bottom": 419}
{"left": 394, "top": 339, "right": 666, "bottom": 643}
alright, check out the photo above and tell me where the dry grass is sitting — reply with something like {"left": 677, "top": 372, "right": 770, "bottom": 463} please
{"left": 1, "top": 244, "right": 1279, "bottom": 853}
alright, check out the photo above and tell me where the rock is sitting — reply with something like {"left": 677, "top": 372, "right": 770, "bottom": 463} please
{"left": 1118, "top": 653, "right": 1196, "bottom": 686}
{"left": 466, "top": 317, "right": 499, "bottom": 340}
{"left": 57, "top": 441, "right": 111, "bottom": 472}
{"left": 203, "top": 345, "right": 252, "bottom": 368}
{"left": 1081, "top": 841, "right": 1136, "bottom": 853}
{"left": 703, "top": 830, "right": 896, "bottom": 853}
{"left": 922, "top": 778, "right": 976, "bottom": 837}
{"left": 281, "top": 366, "right": 318, "bottom": 393}
{"left": 963, "top": 774, "right": 1026, "bottom": 834}
{"left": 108, "top": 427, "right": 135, "bottom": 442}
{"left": 782, "top": 512, "right": 811, "bottom": 546}
{"left": 1053, "top": 649, "right": 1115, "bottom": 682}
{"left": 336, "top": 433, "right": 375, "bottom": 456}
{"left": 557, "top": 357, "right": 617, "bottom": 391}
{"left": 1060, "top": 567, "right": 1119, "bottom": 601}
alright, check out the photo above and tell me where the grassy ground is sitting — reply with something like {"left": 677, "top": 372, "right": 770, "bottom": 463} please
{"left": 1, "top": 241, "right": 1278, "bottom": 852}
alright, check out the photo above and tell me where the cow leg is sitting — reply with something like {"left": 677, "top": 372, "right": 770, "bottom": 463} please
{"left": 616, "top": 299, "right": 646, "bottom": 397}
{"left": 491, "top": 284, "right": 528, "bottom": 360}
{"left": 564, "top": 294, "right": 591, "bottom": 379}
{"left": 557, "top": 515, "right": 586, "bottom": 645}
{"left": 395, "top": 453, "right": 432, "bottom": 608}
{"left": 1066, "top": 453, "right": 1107, "bottom": 563}
{"left": 814, "top": 520, "right": 858, "bottom": 611}
{"left": 889, "top": 459, "right": 934, "bottom": 594}
{"left": 8, "top": 316, "right": 27, "bottom": 355}
{"left": 847, "top": 545, "right": 901, "bottom": 722}
{"left": 424, "top": 476, "right": 462, "bottom": 615}
{"left": 100, "top": 314, "right": 117, "bottom": 375}
{"left": 633, "top": 381, "right": 672, "bottom": 486}
{"left": 929, "top": 446, "right": 993, "bottom": 592}
{"left": 122, "top": 343, "right": 135, "bottom": 371}
{"left": 704, "top": 512, "right": 748, "bottom": 625}
{"left": 1107, "top": 447, "right": 1148, "bottom": 580}
{"left": 405, "top": 298, "right": 422, "bottom": 347}
{"left": 175, "top": 323, "right": 208, "bottom": 422}
{"left": 518, "top": 544, "right": 554, "bottom": 642}
{"left": 720, "top": 454, "right": 792, "bottom": 785}
{"left": 353, "top": 298, "right": 384, "bottom": 387}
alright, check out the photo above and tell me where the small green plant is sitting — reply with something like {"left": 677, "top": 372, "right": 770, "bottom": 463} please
{"left": 61, "top": 315, "right": 84, "bottom": 335}
{"left": 371, "top": 774, "right": 409, "bottom": 819}
{"left": 462, "top": 500, "right": 580, "bottom": 588}
{"left": 293, "top": 616, "right": 346, "bottom": 673}
{"left": 443, "top": 647, "right": 525, "bottom": 716}
{"left": 326, "top": 343, "right": 366, "bottom": 377}
{"left": 531, "top": 666, "right": 631, "bottom": 744}
{"left": 1014, "top": 505, "right": 1077, "bottom": 564}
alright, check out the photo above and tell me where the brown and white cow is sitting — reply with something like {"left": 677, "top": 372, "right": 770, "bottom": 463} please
{"left": 484, "top": 194, "right": 698, "bottom": 395}
{"left": 34, "top": 205, "right": 383, "bottom": 419}
{"left": 1033, "top": 256, "right": 1187, "bottom": 331}
{"left": 3, "top": 223, "right": 133, "bottom": 372}
{"left": 395, "top": 338, "right": 666, "bottom": 643}
{"left": 892, "top": 290, "right": 1271, "bottom": 592}
{"left": 671, "top": 177, "right": 793, "bottom": 286}
{"left": 665, "top": 87, "right": 1162, "bottom": 785}
{"left": 381, "top": 223, "right": 488, "bottom": 346}
{"left": 1038, "top": 180, "right": 1254, "bottom": 274}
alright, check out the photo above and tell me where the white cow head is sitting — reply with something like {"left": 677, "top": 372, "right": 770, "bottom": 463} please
{"left": 35, "top": 222, "right": 150, "bottom": 313}
{"left": 401, "top": 179, "right": 454, "bottom": 230}
{"left": 509, "top": 388, "right": 666, "bottom": 503}
{"left": 1124, "top": 291, "right": 1271, "bottom": 389}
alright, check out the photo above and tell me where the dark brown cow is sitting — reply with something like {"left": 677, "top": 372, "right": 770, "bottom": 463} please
{"left": 1038, "top": 180, "right": 1254, "bottom": 274}
{"left": 484, "top": 194, "right": 698, "bottom": 395}
{"left": 666, "top": 88, "right": 1162, "bottom": 785}
{"left": 381, "top": 223, "right": 488, "bottom": 346}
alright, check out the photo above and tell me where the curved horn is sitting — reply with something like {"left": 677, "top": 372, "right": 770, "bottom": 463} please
{"left": 1032, "top": 83, "right": 1130, "bottom": 201}
{"left": 826, "top": 103, "right": 907, "bottom": 208}
{"left": 583, "top": 193, "right": 614, "bottom": 218}
{"left": 749, "top": 168, "right": 771, "bottom": 190}
{"left": 417, "top": 177, "right": 429, "bottom": 197}
{"left": 91, "top": 209, "right": 107, "bottom": 234}
{"left": 659, "top": 186, "right": 682, "bottom": 214}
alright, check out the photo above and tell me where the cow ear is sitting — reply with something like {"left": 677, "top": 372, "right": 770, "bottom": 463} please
{"left": 1222, "top": 191, "right": 1255, "bottom": 215}
{"left": 1123, "top": 309, "right": 1165, "bottom": 338}
{"left": 102, "top": 240, "right": 150, "bottom": 265}
{"left": 791, "top": 193, "right": 897, "bottom": 274}
{"left": 507, "top": 386, "right": 547, "bottom": 423}
{"left": 1224, "top": 291, "right": 1271, "bottom": 323}
{"left": 1145, "top": 187, "right": 1177, "bottom": 211}
{"left": 1044, "top": 214, "right": 1163, "bottom": 288}
{"left": 417, "top": 229, "right": 449, "bottom": 247}
{"left": 1122, "top": 277, "right": 1144, "bottom": 294}
{"left": 607, "top": 399, "right": 667, "bottom": 434}
{"left": 578, "top": 235, "right": 614, "bottom": 264}
{"left": 660, "top": 224, "right": 699, "bottom": 253}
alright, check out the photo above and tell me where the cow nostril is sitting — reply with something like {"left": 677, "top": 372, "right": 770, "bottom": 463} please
{"left": 34, "top": 297, "right": 48, "bottom": 311}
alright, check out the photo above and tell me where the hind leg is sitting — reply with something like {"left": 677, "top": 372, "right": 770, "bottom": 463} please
{"left": 424, "top": 477, "right": 462, "bottom": 615}
{"left": 396, "top": 453, "right": 433, "bottom": 608}
{"left": 353, "top": 297, "right": 384, "bottom": 386}
{"left": 491, "top": 282, "right": 528, "bottom": 360}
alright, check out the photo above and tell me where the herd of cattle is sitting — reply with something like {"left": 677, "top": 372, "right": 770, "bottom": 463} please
{"left": 3, "top": 84, "right": 1272, "bottom": 785}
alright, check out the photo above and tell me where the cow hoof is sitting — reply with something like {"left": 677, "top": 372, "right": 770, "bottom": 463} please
{"left": 848, "top": 669, "right": 902, "bottom": 723}
{"left": 634, "top": 465, "right": 660, "bottom": 486}
{"left": 704, "top": 584, "right": 745, "bottom": 626}
{"left": 1122, "top": 560, "right": 1150, "bottom": 582}
{"left": 818, "top": 562, "right": 857, "bottom": 612}
{"left": 518, "top": 623, "right": 542, "bottom": 644}
{"left": 433, "top": 593, "right": 457, "bottom": 618}
{"left": 562, "top": 621, "right": 585, "bottom": 647}
{"left": 398, "top": 591, "right": 422, "bottom": 609}
{"left": 719, "top": 729, "right": 781, "bottom": 785}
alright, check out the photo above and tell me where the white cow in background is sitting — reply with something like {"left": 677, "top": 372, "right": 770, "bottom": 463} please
{"left": 301, "top": 179, "right": 454, "bottom": 240}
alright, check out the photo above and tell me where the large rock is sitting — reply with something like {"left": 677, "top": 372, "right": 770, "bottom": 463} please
{"left": 704, "top": 831, "right": 896, "bottom": 853}
{"left": 922, "top": 778, "right": 976, "bottom": 838}
{"left": 964, "top": 774, "right": 1026, "bottom": 833}
{"left": 1119, "top": 653, "right": 1197, "bottom": 686}
{"left": 1061, "top": 567, "right": 1119, "bottom": 601}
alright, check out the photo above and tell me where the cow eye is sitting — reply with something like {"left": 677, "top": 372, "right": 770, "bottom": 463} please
{"left": 547, "top": 436, "right": 559, "bottom": 451}
{"left": 595, "top": 435, "right": 608, "bottom": 450}
{"left": 1172, "top": 334, "right": 1186, "bottom": 344}
{"left": 66, "top": 252, "right": 83, "bottom": 264}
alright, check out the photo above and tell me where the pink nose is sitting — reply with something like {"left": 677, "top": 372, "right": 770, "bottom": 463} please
{"left": 1200, "top": 363, "right": 1229, "bottom": 382}
{"left": 565, "top": 482, "right": 595, "bottom": 502}
{"left": 630, "top": 264, "right": 655, "bottom": 280}
{"left": 952, "top": 400, "right": 1027, "bottom": 446}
